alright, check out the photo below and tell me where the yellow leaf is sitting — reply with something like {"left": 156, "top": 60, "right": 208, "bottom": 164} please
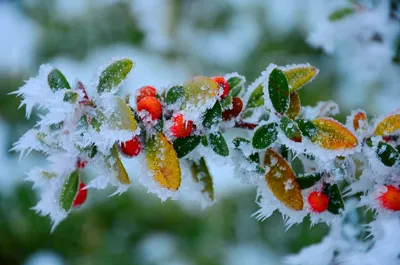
{"left": 183, "top": 76, "right": 219, "bottom": 107}
{"left": 312, "top": 118, "right": 358, "bottom": 150}
{"left": 108, "top": 97, "right": 137, "bottom": 131}
{"left": 352, "top": 111, "right": 367, "bottom": 131}
{"left": 373, "top": 114, "right": 400, "bottom": 136}
{"left": 146, "top": 133, "right": 181, "bottom": 190}
{"left": 264, "top": 149, "right": 303, "bottom": 211}
{"left": 284, "top": 65, "right": 318, "bottom": 93}
{"left": 107, "top": 144, "right": 130, "bottom": 184}
{"left": 286, "top": 92, "right": 301, "bottom": 120}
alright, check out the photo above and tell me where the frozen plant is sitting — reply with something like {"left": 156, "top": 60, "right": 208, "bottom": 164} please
{"left": 11, "top": 58, "right": 400, "bottom": 235}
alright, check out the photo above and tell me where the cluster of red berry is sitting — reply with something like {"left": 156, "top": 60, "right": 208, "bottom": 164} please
{"left": 119, "top": 76, "right": 244, "bottom": 157}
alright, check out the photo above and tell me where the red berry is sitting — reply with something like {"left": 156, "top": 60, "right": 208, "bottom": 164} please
{"left": 222, "top": 97, "right": 243, "bottom": 121}
{"left": 73, "top": 182, "right": 88, "bottom": 208}
{"left": 120, "top": 136, "right": 141, "bottom": 157}
{"left": 136, "top": 86, "right": 157, "bottom": 103}
{"left": 77, "top": 159, "right": 87, "bottom": 169}
{"left": 213, "top": 76, "right": 230, "bottom": 99}
{"left": 171, "top": 114, "right": 193, "bottom": 138}
{"left": 308, "top": 191, "right": 329, "bottom": 213}
{"left": 137, "top": 96, "right": 162, "bottom": 120}
{"left": 379, "top": 185, "right": 400, "bottom": 211}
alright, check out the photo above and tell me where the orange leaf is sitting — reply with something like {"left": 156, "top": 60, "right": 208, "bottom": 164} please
{"left": 312, "top": 118, "right": 358, "bottom": 150}
{"left": 373, "top": 114, "right": 400, "bottom": 136}
{"left": 286, "top": 92, "right": 301, "bottom": 120}
{"left": 146, "top": 133, "right": 181, "bottom": 190}
{"left": 264, "top": 149, "right": 303, "bottom": 211}
{"left": 352, "top": 111, "right": 367, "bottom": 131}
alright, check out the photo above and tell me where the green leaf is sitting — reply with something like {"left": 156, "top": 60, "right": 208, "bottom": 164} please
{"left": 49, "top": 121, "right": 64, "bottom": 131}
{"left": 90, "top": 117, "right": 102, "bottom": 132}
{"left": 228, "top": 76, "right": 244, "bottom": 97}
{"left": 203, "top": 101, "right": 222, "bottom": 129}
{"left": 59, "top": 170, "right": 79, "bottom": 211}
{"left": 201, "top": 135, "right": 209, "bottom": 147}
{"left": 88, "top": 145, "right": 98, "bottom": 158}
{"left": 252, "top": 123, "right": 278, "bottom": 149}
{"left": 376, "top": 141, "right": 400, "bottom": 167}
{"left": 173, "top": 135, "right": 201, "bottom": 158}
{"left": 268, "top": 68, "right": 290, "bottom": 114}
{"left": 190, "top": 157, "right": 214, "bottom": 201}
{"left": 220, "top": 94, "right": 232, "bottom": 110}
{"left": 296, "top": 119, "right": 317, "bottom": 139}
{"left": 246, "top": 84, "right": 264, "bottom": 108}
{"left": 280, "top": 116, "right": 302, "bottom": 142}
{"left": 329, "top": 7, "right": 355, "bottom": 21}
{"left": 166, "top": 85, "right": 184, "bottom": 105}
{"left": 48, "top": 68, "right": 71, "bottom": 91}
{"left": 63, "top": 91, "right": 79, "bottom": 103}
{"left": 97, "top": 59, "right": 134, "bottom": 93}
{"left": 78, "top": 115, "right": 89, "bottom": 130}
{"left": 324, "top": 183, "right": 345, "bottom": 214}
{"left": 209, "top": 131, "right": 229, "bottom": 156}
{"left": 232, "top": 137, "right": 250, "bottom": 149}
{"left": 296, "top": 173, "right": 322, "bottom": 189}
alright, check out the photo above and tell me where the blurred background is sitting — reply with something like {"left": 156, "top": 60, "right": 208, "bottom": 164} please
{"left": 0, "top": 0, "right": 399, "bottom": 264}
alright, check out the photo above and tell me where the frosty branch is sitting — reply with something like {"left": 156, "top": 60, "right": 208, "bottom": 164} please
{"left": 12, "top": 58, "right": 400, "bottom": 230}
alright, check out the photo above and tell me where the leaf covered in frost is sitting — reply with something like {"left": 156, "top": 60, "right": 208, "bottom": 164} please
{"left": 264, "top": 149, "right": 303, "bottom": 211}
{"left": 108, "top": 97, "right": 138, "bottom": 131}
{"left": 97, "top": 59, "right": 134, "bottom": 93}
{"left": 323, "top": 183, "right": 344, "bottom": 214}
{"left": 209, "top": 131, "right": 229, "bottom": 157}
{"left": 203, "top": 101, "right": 222, "bottom": 128}
{"left": 286, "top": 92, "right": 301, "bottom": 120}
{"left": 246, "top": 84, "right": 264, "bottom": 108}
{"left": 296, "top": 173, "right": 322, "bottom": 189}
{"left": 268, "top": 68, "right": 290, "bottom": 114}
{"left": 59, "top": 170, "right": 79, "bottom": 211}
{"left": 312, "top": 118, "right": 358, "bottom": 150}
{"left": 108, "top": 144, "right": 131, "bottom": 184}
{"left": 166, "top": 85, "right": 184, "bottom": 106}
{"left": 376, "top": 141, "right": 400, "bottom": 167}
{"left": 173, "top": 135, "right": 201, "bottom": 158}
{"left": 280, "top": 116, "right": 302, "bottom": 142}
{"left": 283, "top": 65, "right": 318, "bottom": 93}
{"left": 374, "top": 114, "right": 400, "bottom": 136}
{"left": 252, "top": 123, "right": 278, "bottom": 149}
{"left": 146, "top": 133, "right": 181, "bottom": 190}
{"left": 48, "top": 68, "right": 71, "bottom": 91}
{"left": 190, "top": 157, "right": 214, "bottom": 201}
{"left": 183, "top": 76, "right": 218, "bottom": 107}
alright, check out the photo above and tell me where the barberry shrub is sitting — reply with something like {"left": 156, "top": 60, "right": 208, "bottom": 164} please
{"left": 12, "top": 58, "right": 400, "bottom": 230}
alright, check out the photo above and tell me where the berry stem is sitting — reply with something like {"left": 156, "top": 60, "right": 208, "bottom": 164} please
{"left": 234, "top": 121, "right": 258, "bottom": 130}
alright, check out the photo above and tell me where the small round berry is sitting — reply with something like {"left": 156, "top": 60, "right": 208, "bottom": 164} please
{"left": 379, "top": 185, "right": 400, "bottom": 211}
{"left": 77, "top": 159, "right": 87, "bottom": 169}
{"left": 308, "top": 191, "right": 329, "bottom": 213}
{"left": 73, "top": 182, "right": 88, "bottom": 208}
{"left": 120, "top": 136, "right": 142, "bottom": 157}
{"left": 213, "top": 76, "right": 230, "bottom": 99}
{"left": 137, "top": 96, "right": 162, "bottom": 120}
{"left": 136, "top": 86, "right": 157, "bottom": 103}
{"left": 222, "top": 97, "right": 243, "bottom": 121}
{"left": 171, "top": 114, "right": 193, "bottom": 138}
